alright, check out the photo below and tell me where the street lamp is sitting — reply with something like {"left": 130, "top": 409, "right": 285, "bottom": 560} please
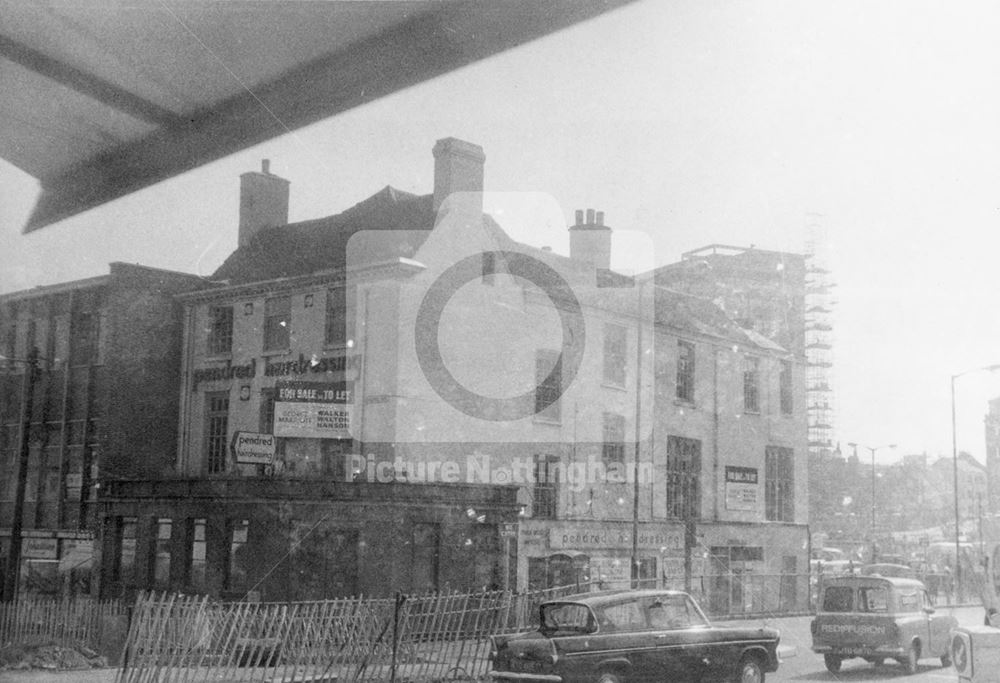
{"left": 847, "top": 442, "right": 896, "bottom": 563}
{"left": 951, "top": 363, "right": 1000, "bottom": 602}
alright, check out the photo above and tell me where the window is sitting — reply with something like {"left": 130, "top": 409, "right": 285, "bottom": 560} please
{"left": 666, "top": 436, "right": 701, "bottom": 519}
{"left": 821, "top": 586, "right": 854, "bottom": 612}
{"left": 206, "top": 306, "right": 234, "bottom": 355}
{"left": 602, "top": 412, "right": 625, "bottom": 464}
{"left": 69, "top": 310, "right": 99, "bottom": 366}
{"left": 765, "top": 445, "right": 794, "bottom": 521}
{"left": 114, "top": 516, "right": 137, "bottom": 589}
{"left": 186, "top": 518, "right": 207, "bottom": 591}
{"left": 533, "top": 454, "right": 559, "bottom": 519}
{"left": 325, "top": 287, "right": 355, "bottom": 348}
{"left": 779, "top": 360, "right": 793, "bottom": 415}
{"left": 603, "top": 323, "right": 627, "bottom": 386}
{"left": 676, "top": 341, "right": 695, "bottom": 402}
{"left": 150, "top": 518, "right": 172, "bottom": 590}
{"left": 534, "top": 350, "right": 561, "bottom": 422}
{"left": 263, "top": 296, "right": 290, "bottom": 351}
{"left": 226, "top": 519, "right": 249, "bottom": 592}
{"left": 743, "top": 356, "right": 760, "bottom": 412}
{"left": 205, "top": 391, "right": 230, "bottom": 474}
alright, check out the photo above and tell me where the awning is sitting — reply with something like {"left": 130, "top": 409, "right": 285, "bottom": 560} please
{"left": 0, "top": 0, "right": 633, "bottom": 232}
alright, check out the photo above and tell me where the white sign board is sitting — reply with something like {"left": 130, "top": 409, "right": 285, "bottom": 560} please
{"left": 725, "top": 466, "right": 759, "bottom": 511}
{"left": 231, "top": 432, "right": 277, "bottom": 464}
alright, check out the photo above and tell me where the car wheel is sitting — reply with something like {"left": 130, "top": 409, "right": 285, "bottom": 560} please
{"left": 870, "top": 657, "right": 884, "bottom": 667}
{"left": 902, "top": 642, "right": 919, "bottom": 675}
{"left": 823, "top": 654, "right": 841, "bottom": 673}
{"left": 596, "top": 670, "right": 622, "bottom": 683}
{"left": 735, "top": 655, "right": 764, "bottom": 683}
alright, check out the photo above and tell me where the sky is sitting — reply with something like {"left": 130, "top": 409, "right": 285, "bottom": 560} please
{"left": 3, "top": 0, "right": 1000, "bottom": 464}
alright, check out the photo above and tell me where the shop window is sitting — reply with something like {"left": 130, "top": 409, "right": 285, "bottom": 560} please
{"left": 635, "top": 557, "right": 657, "bottom": 588}
{"left": 149, "top": 518, "right": 172, "bottom": 591}
{"left": 779, "top": 360, "right": 793, "bottom": 415}
{"left": 602, "top": 412, "right": 625, "bottom": 464}
{"left": 226, "top": 519, "right": 250, "bottom": 593}
{"left": 765, "top": 446, "right": 794, "bottom": 521}
{"left": 206, "top": 306, "right": 234, "bottom": 355}
{"left": 676, "top": 340, "right": 695, "bottom": 402}
{"left": 666, "top": 436, "right": 701, "bottom": 520}
{"left": 412, "top": 523, "right": 439, "bottom": 593}
{"left": 532, "top": 454, "right": 559, "bottom": 519}
{"left": 743, "top": 356, "right": 760, "bottom": 413}
{"left": 263, "top": 296, "right": 290, "bottom": 351}
{"left": 603, "top": 324, "right": 627, "bottom": 387}
{"left": 289, "top": 521, "right": 357, "bottom": 598}
{"left": 185, "top": 518, "right": 207, "bottom": 592}
{"left": 204, "top": 391, "right": 229, "bottom": 474}
{"left": 527, "top": 553, "right": 590, "bottom": 591}
{"left": 534, "top": 349, "right": 561, "bottom": 422}
{"left": 471, "top": 526, "right": 499, "bottom": 591}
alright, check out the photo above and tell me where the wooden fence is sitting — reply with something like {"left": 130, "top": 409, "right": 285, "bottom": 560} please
{"left": 115, "top": 584, "right": 597, "bottom": 683}
{"left": 0, "top": 597, "right": 129, "bottom": 657}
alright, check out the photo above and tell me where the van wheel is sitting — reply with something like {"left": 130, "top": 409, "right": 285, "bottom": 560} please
{"left": 597, "top": 671, "right": 622, "bottom": 683}
{"left": 902, "top": 643, "right": 919, "bottom": 674}
{"left": 823, "top": 654, "right": 841, "bottom": 673}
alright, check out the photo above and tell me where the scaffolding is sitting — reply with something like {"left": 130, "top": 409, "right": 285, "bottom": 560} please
{"left": 804, "top": 214, "right": 836, "bottom": 456}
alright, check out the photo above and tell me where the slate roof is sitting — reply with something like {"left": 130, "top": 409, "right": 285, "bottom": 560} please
{"left": 208, "top": 184, "right": 786, "bottom": 354}
{"left": 212, "top": 186, "right": 435, "bottom": 284}
{"left": 655, "top": 287, "right": 787, "bottom": 352}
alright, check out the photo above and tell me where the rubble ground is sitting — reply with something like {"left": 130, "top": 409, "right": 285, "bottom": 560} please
{"left": 0, "top": 637, "right": 108, "bottom": 672}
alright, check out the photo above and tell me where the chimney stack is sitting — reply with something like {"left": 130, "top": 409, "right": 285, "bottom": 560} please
{"left": 433, "top": 137, "right": 485, "bottom": 215}
{"left": 239, "top": 159, "right": 289, "bottom": 247}
{"left": 569, "top": 207, "right": 612, "bottom": 270}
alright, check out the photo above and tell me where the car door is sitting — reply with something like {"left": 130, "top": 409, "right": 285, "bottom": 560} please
{"left": 645, "top": 595, "right": 710, "bottom": 682}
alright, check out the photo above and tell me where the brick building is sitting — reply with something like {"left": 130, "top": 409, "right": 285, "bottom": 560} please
{"left": 0, "top": 264, "right": 204, "bottom": 599}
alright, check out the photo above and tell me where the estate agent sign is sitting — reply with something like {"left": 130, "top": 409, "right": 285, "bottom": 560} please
{"left": 273, "top": 380, "right": 353, "bottom": 439}
{"left": 725, "top": 466, "right": 759, "bottom": 511}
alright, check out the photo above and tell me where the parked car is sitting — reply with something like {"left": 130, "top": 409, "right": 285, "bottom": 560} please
{"left": 488, "top": 589, "right": 780, "bottom": 683}
{"left": 860, "top": 563, "right": 917, "bottom": 579}
{"left": 811, "top": 575, "right": 957, "bottom": 674}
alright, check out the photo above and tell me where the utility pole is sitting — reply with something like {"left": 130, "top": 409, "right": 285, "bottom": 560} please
{"left": 3, "top": 346, "right": 39, "bottom": 602}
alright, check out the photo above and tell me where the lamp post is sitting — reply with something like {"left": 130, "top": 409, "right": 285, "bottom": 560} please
{"left": 847, "top": 442, "right": 896, "bottom": 563}
{"left": 951, "top": 364, "right": 1000, "bottom": 603}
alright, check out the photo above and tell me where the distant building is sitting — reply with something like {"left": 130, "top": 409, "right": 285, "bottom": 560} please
{"left": 0, "top": 264, "right": 204, "bottom": 599}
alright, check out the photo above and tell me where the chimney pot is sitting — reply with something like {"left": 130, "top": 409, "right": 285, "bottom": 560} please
{"left": 575, "top": 209, "right": 584, "bottom": 225}
{"left": 596, "top": 211, "right": 605, "bottom": 226}
{"left": 262, "top": 159, "right": 270, "bottom": 175}
{"left": 586, "top": 208, "right": 596, "bottom": 224}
